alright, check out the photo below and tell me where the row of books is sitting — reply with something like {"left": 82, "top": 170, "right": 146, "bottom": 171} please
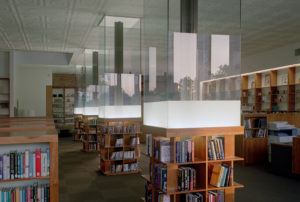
{"left": 114, "top": 137, "right": 138, "bottom": 147}
{"left": 87, "top": 119, "right": 97, "bottom": 126}
{"left": 0, "top": 149, "right": 50, "bottom": 180}
{"left": 100, "top": 125, "right": 139, "bottom": 134}
{"left": 154, "top": 164, "right": 167, "bottom": 191}
{"left": 0, "top": 184, "right": 50, "bottom": 202}
{"left": 185, "top": 193, "right": 204, "bottom": 202}
{"left": 208, "top": 190, "right": 224, "bottom": 202}
{"left": 176, "top": 139, "right": 194, "bottom": 163}
{"left": 208, "top": 138, "right": 225, "bottom": 160}
{"left": 153, "top": 138, "right": 170, "bottom": 163}
{"left": 86, "top": 143, "right": 99, "bottom": 151}
{"left": 110, "top": 150, "right": 136, "bottom": 160}
{"left": 209, "top": 164, "right": 233, "bottom": 187}
{"left": 111, "top": 163, "right": 138, "bottom": 173}
{"left": 178, "top": 167, "right": 196, "bottom": 191}
{"left": 245, "top": 129, "right": 267, "bottom": 138}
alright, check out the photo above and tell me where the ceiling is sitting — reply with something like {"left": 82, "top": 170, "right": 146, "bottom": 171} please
{"left": 0, "top": 0, "right": 143, "bottom": 53}
{"left": 0, "top": 0, "right": 300, "bottom": 56}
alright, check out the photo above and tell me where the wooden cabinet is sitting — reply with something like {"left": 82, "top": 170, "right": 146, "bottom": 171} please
{"left": 244, "top": 138, "right": 268, "bottom": 164}
{"left": 293, "top": 136, "right": 300, "bottom": 174}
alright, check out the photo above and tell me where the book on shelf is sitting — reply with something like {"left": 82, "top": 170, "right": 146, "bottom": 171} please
{"left": 129, "top": 136, "right": 138, "bottom": 146}
{"left": 110, "top": 150, "right": 135, "bottom": 160}
{"left": 185, "top": 193, "right": 204, "bottom": 202}
{"left": 244, "top": 119, "right": 251, "bottom": 128}
{"left": 115, "top": 138, "right": 123, "bottom": 147}
{"left": 155, "top": 191, "right": 170, "bottom": 202}
{"left": 153, "top": 138, "right": 170, "bottom": 163}
{"left": 176, "top": 139, "right": 194, "bottom": 163}
{"left": 123, "top": 163, "right": 137, "bottom": 172}
{"left": 0, "top": 149, "right": 50, "bottom": 180}
{"left": 0, "top": 183, "right": 50, "bottom": 202}
{"left": 87, "top": 119, "right": 97, "bottom": 126}
{"left": 208, "top": 138, "right": 224, "bottom": 160}
{"left": 209, "top": 164, "right": 232, "bottom": 188}
{"left": 256, "top": 129, "right": 266, "bottom": 138}
{"left": 154, "top": 164, "right": 167, "bottom": 191}
{"left": 111, "top": 164, "right": 123, "bottom": 173}
{"left": 208, "top": 190, "right": 224, "bottom": 202}
{"left": 245, "top": 130, "right": 253, "bottom": 138}
{"left": 178, "top": 167, "right": 196, "bottom": 191}
{"left": 100, "top": 124, "right": 139, "bottom": 134}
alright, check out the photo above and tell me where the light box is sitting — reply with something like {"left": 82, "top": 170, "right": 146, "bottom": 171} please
{"left": 143, "top": 0, "right": 241, "bottom": 129}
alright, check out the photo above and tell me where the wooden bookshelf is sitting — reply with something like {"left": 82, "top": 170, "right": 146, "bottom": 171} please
{"left": 236, "top": 114, "right": 268, "bottom": 164}
{"left": 50, "top": 87, "right": 75, "bottom": 133}
{"left": 99, "top": 118, "right": 141, "bottom": 175}
{"left": 82, "top": 115, "right": 99, "bottom": 152}
{"left": 142, "top": 126, "right": 244, "bottom": 202}
{"left": 0, "top": 121, "right": 59, "bottom": 202}
{"left": 73, "top": 114, "right": 84, "bottom": 141}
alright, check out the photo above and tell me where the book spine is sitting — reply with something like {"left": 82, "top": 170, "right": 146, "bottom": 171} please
{"left": 191, "top": 140, "right": 194, "bottom": 162}
{"left": 10, "top": 153, "right": 14, "bottom": 180}
{"left": 36, "top": 150, "right": 41, "bottom": 177}
{"left": 25, "top": 151, "right": 29, "bottom": 178}
{"left": 22, "top": 152, "right": 25, "bottom": 178}
{"left": 14, "top": 152, "right": 18, "bottom": 179}
{"left": 0, "top": 156, "right": 2, "bottom": 180}
{"left": 33, "top": 153, "right": 36, "bottom": 178}
{"left": 6, "top": 154, "right": 10, "bottom": 180}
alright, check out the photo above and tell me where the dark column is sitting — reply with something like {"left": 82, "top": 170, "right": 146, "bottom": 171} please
{"left": 115, "top": 21, "right": 124, "bottom": 73}
{"left": 180, "top": 0, "right": 198, "bottom": 33}
{"left": 92, "top": 51, "right": 98, "bottom": 85}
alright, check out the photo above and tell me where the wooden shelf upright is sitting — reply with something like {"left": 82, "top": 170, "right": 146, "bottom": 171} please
{"left": 99, "top": 118, "right": 141, "bottom": 175}
{"left": 142, "top": 126, "right": 244, "bottom": 202}
{"left": 0, "top": 119, "right": 59, "bottom": 202}
{"left": 73, "top": 114, "right": 84, "bottom": 141}
{"left": 82, "top": 115, "right": 99, "bottom": 152}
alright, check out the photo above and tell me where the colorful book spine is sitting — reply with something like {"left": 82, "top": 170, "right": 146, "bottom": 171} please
{"left": 36, "top": 150, "right": 41, "bottom": 177}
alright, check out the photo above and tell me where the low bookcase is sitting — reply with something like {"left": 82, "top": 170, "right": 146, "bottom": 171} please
{"left": 73, "top": 114, "right": 84, "bottom": 142}
{"left": 142, "top": 126, "right": 244, "bottom": 202}
{"left": 82, "top": 115, "right": 99, "bottom": 152}
{"left": 99, "top": 118, "right": 141, "bottom": 175}
{"left": 0, "top": 127, "right": 59, "bottom": 202}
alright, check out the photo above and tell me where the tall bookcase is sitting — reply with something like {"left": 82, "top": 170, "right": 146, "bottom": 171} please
{"left": 82, "top": 115, "right": 99, "bottom": 152}
{"left": 51, "top": 87, "right": 75, "bottom": 133}
{"left": 0, "top": 78, "right": 10, "bottom": 118}
{"left": 141, "top": 126, "right": 244, "bottom": 202}
{"left": 0, "top": 122, "right": 59, "bottom": 202}
{"left": 99, "top": 118, "right": 141, "bottom": 175}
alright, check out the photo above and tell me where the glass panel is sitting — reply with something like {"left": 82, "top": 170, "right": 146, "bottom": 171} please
{"left": 98, "top": 15, "right": 142, "bottom": 119}
{"left": 143, "top": 0, "right": 241, "bottom": 128}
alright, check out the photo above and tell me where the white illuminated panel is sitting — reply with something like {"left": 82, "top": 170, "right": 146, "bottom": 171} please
{"left": 83, "top": 107, "right": 99, "bottom": 116}
{"left": 98, "top": 105, "right": 141, "bottom": 119}
{"left": 144, "top": 101, "right": 240, "bottom": 128}
{"left": 74, "top": 107, "right": 84, "bottom": 114}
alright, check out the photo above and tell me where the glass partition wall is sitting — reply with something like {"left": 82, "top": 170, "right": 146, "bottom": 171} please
{"left": 143, "top": 0, "right": 241, "bottom": 128}
{"left": 98, "top": 16, "right": 142, "bottom": 119}
{"left": 74, "top": 64, "right": 85, "bottom": 115}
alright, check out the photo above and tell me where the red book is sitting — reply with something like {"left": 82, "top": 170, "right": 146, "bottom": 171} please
{"left": 27, "top": 187, "right": 31, "bottom": 202}
{"left": 35, "top": 150, "right": 41, "bottom": 177}
{"left": 11, "top": 191, "right": 14, "bottom": 202}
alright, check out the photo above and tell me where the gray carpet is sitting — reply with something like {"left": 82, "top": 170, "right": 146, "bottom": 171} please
{"left": 59, "top": 137, "right": 300, "bottom": 202}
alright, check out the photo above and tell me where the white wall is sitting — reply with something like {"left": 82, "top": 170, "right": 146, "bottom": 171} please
{"left": 15, "top": 64, "right": 75, "bottom": 117}
{"left": 242, "top": 42, "right": 300, "bottom": 73}
{"left": 15, "top": 66, "right": 52, "bottom": 116}
{"left": 10, "top": 50, "right": 73, "bottom": 117}
{"left": 0, "top": 51, "right": 9, "bottom": 77}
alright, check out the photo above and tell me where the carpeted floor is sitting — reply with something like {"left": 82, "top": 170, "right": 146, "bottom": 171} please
{"left": 59, "top": 137, "right": 300, "bottom": 202}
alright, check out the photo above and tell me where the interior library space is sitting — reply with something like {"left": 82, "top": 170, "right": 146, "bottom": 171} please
{"left": 0, "top": 0, "right": 300, "bottom": 202}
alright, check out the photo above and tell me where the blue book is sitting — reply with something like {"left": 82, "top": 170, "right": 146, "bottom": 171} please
{"left": 221, "top": 167, "right": 228, "bottom": 187}
{"left": 18, "top": 154, "right": 21, "bottom": 178}
{"left": 0, "top": 155, "right": 3, "bottom": 180}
